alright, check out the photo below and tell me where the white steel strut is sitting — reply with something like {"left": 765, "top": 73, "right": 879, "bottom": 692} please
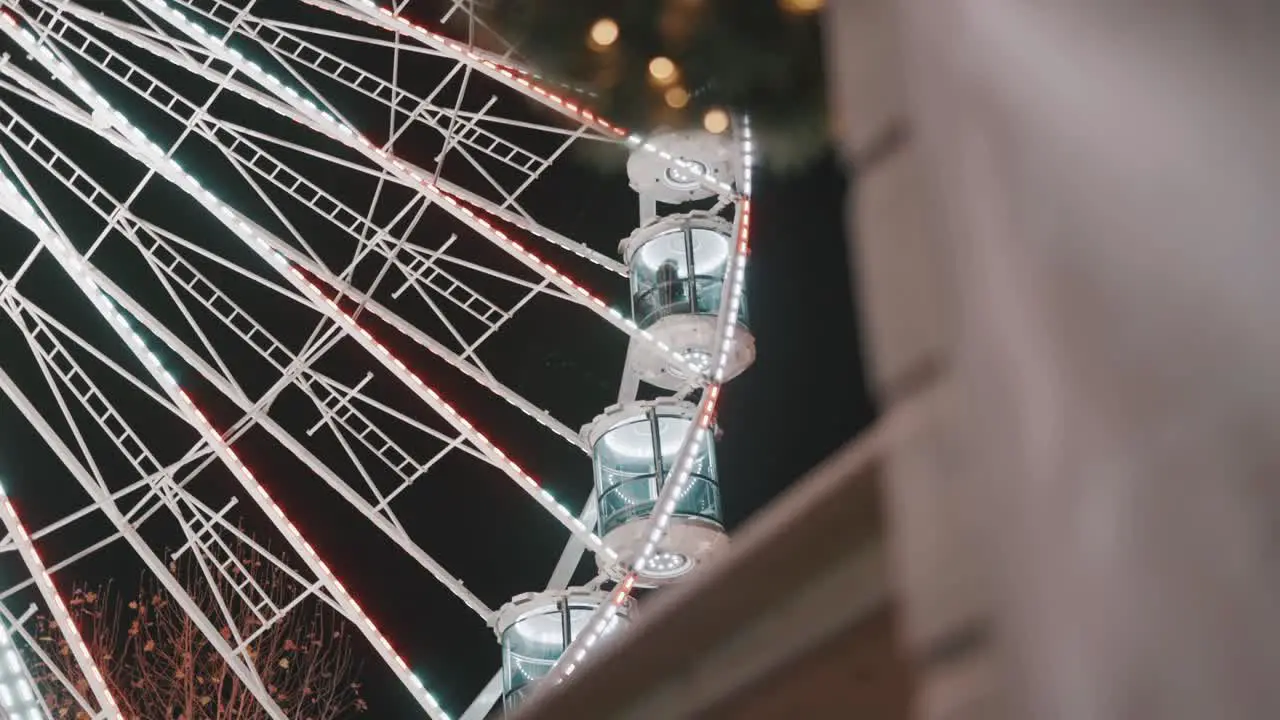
{"left": 0, "top": 488, "right": 122, "bottom": 719}
{"left": 0, "top": 1, "right": 766, "bottom": 715}
{"left": 0, "top": 77, "right": 505, "bottom": 615}
{"left": 0, "top": 155, "right": 452, "bottom": 716}
{"left": 0, "top": 10, "right": 614, "bottom": 558}
{"left": 23, "top": 0, "right": 702, "bottom": 378}
{"left": 6, "top": 1, "right": 599, "bottom": 449}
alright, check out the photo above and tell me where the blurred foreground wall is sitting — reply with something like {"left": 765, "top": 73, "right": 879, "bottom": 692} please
{"left": 849, "top": 1, "right": 1280, "bottom": 719}
{"left": 520, "top": 1, "right": 1280, "bottom": 718}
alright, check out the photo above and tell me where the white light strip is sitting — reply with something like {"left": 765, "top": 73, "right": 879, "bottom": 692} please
{"left": 313, "top": 0, "right": 741, "bottom": 201}
{"left": 0, "top": 123, "right": 450, "bottom": 720}
{"left": 0, "top": 483, "right": 121, "bottom": 719}
{"left": 539, "top": 119, "right": 756, "bottom": 685}
{"left": 0, "top": 8, "right": 612, "bottom": 558}
{"left": 82, "top": 0, "right": 704, "bottom": 380}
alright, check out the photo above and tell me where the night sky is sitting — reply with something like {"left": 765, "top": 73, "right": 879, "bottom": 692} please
{"left": 0, "top": 1, "right": 871, "bottom": 716}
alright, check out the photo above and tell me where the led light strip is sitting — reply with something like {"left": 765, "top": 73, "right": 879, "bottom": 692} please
{"left": 0, "top": 12, "right": 590, "bottom": 457}
{"left": 7, "top": 2, "right": 756, "bottom": 704}
{"left": 0, "top": 10, "right": 616, "bottom": 562}
{"left": 0, "top": 486, "right": 122, "bottom": 719}
{"left": 77, "top": 0, "right": 706, "bottom": 380}
{"left": 0, "top": 164, "right": 450, "bottom": 718}
{"left": 53, "top": 0, "right": 627, "bottom": 276}
{"left": 538, "top": 119, "right": 755, "bottom": 686}
{"left": 489, "top": 58, "right": 600, "bottom": 100}
{"left": 289, "top": 266, "right": 617, "bottom": 561}
{"left": 359, "top": 0, "right": 738, "bottom": 196}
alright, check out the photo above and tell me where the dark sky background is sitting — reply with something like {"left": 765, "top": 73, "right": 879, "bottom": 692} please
{"left": 0, "top": 1, "right": 872, "bottom": 716}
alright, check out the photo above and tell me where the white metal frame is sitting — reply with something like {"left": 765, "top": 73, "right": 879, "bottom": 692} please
{"left": 0, "top": 1, "right": 755, "bottom": 716}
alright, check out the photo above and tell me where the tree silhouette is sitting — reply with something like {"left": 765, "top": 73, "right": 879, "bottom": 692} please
{"left": 25, "top": 538, "right": 365, "bottom": 719}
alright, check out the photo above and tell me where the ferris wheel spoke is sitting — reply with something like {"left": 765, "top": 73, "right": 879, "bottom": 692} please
{"left": 6, "top": 304, "right": 115, "bottom": 494}
{"left": 312, "top": 0, "right": 614, "bottom": 133}
{"left": 279, "top": 245, "right": 588, "bottom": 449}
{"left": 132, "top": 232, "right": 254, "bottom": 398}
{"left": 293, "top": 374, "right": 414, "bottom": 534}
{"left": 393, "top": 238, "right": 575, "bottom": 300}
{"left": 172, "top": 0, "right": 562, "bottom": 198}
{"left": 0, "top": 495, "right": 123, "bottom": 718}
{"left": 144, "top": 0, "right": 661, "bottom": 298}
{"left": 270, "top": 17, "right": 445, "bottom": 56}
{"left": 0, "top": 353, "right": 372, "bottom": 615}
{"left": 0, "top": 357, "right": 291, "bottom": 717}
{"left": 0, "top": 97, "right": 309, "bottom": 313}
{"left": 0, "top": 42, "right": 582, "bottom": 452}
{"left": 0, "top": 400, "right": 292, "bottom": 719}
{"left": 192, "top": 118, "right": 562, "bottom": 344}
{"left": 0, "top": 92, "right": 559, "bottom": 488}
{"left": 165, "top": 490, "right": 362, "bottom": 666}
{"left": 1, "top": 51, "right": 620, "bottom": 565}
{"left": 0, "top": 258, "right": 337, "bottom": 685}
{"left": 214, "top": 119, "right": 619, "bottom": 279}
{"left": 0, "top": 291, "right": 191, "bottom": 455}
{"left": 0, "top": 603, "right": 100, "bottom": 719}
{"left": 22, "top": 0, "right": 632, "bottom": 291}
{"left": 313, "top": 0, "right": 742, "bottom": 204}
{"left": 0, "top": 441, "right": 215, "bottom": 563}
{"left": 0, "top": 154, "right": 460, "bottom": 719}
{"left": 212, "top": 14, "right": 543, "bottom": 233}
{"left": 171, "top": 490, "right": 352, "bottom": 620}
{"left": 89, "top": 259, "right": 500, "bottom": 619}
{"left": 153, "top": 129, "right": 580, "bottom": 450}
{"left": 0, "top": 62, "right": 90, "bottom": 121}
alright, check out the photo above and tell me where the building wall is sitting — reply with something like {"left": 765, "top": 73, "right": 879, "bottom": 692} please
{"left": 834, "top": 2, "right": 1280, "bottom": 719}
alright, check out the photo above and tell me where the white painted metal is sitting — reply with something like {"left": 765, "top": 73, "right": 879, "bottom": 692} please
{"left": 0, "top": 365, "right": 291, "bottom": 720}
{"left": 0, "top": 489, "right": 121, "bottom": 719}
{"left": 0, "top": 604, "right": 84, "bottom": 720}
{"left": 0, "top": 1, "right": 757, "bottom": 716}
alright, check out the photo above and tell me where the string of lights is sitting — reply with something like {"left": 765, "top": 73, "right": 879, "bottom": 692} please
{"left": 538, "top": 117, "right": 754, "bottom": 687}
{"left": 0, "top": 486, "right": 121, "bottom": 719}
{"left": 86, "top": 0, "right": 710, "bottom": 381}
{"left": 1, "top": 5, "right": 614, "bottom": 560}
{"left": 0, "top": 1, "right": 757, "bottom": 714}
{"left": 0, "top": 23, "right": 452, "bottom": 715}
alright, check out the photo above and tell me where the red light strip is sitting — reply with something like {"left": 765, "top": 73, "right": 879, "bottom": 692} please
{"left": 0, "top": 492, "right": 124, "bottom": 719}
{"left": 543, "top": 118, "right": 755, "bottom": 685}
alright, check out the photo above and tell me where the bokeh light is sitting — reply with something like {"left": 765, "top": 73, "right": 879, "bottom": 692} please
{"left": 703, "top": 108, "right": 730, "bottom": 134}
{"left": 589, "top": 18, "right": 619, "bottom": 48}
{"left": 648, "top": 56, "right": 678, "bottom": 84}
{"left": 779, "top": 0, "right": 825, "bottom": 14}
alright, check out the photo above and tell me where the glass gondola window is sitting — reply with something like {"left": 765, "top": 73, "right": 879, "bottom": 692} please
{"left": 628, "top": 213, "right": 746, "bottom": 330}
{"left": 590, "top": 403, "right": 722, "bottom": 540}
{"left": 497, "top": 592, "right": 631, "bottom": 712}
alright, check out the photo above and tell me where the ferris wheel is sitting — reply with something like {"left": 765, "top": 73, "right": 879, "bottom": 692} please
{"left": 0, "top": 0, "right": 755, "bottom": 718}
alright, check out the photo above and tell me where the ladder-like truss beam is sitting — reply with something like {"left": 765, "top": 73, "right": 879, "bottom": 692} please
{"left": 0, "top": 160, "right": 452, "bottom": 717}
{"left": 0, "top": 366, "right": 290, "bottom": 719}
{"left": 0, "top": 491, "right": 121, "bottom": 718}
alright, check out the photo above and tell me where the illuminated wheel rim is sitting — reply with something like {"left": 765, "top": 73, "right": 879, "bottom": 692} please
{"left": 0, "top": 2, "right": 755, "bottom": 717}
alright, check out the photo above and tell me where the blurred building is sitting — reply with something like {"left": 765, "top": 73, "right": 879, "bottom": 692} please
{"left": 518, "top": 1, "right": 1280, "bottom": 718}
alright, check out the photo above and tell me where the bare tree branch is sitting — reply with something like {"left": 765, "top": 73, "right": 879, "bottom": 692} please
{"left": 25, "top": 534, "right": 366, "bottom": 719}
